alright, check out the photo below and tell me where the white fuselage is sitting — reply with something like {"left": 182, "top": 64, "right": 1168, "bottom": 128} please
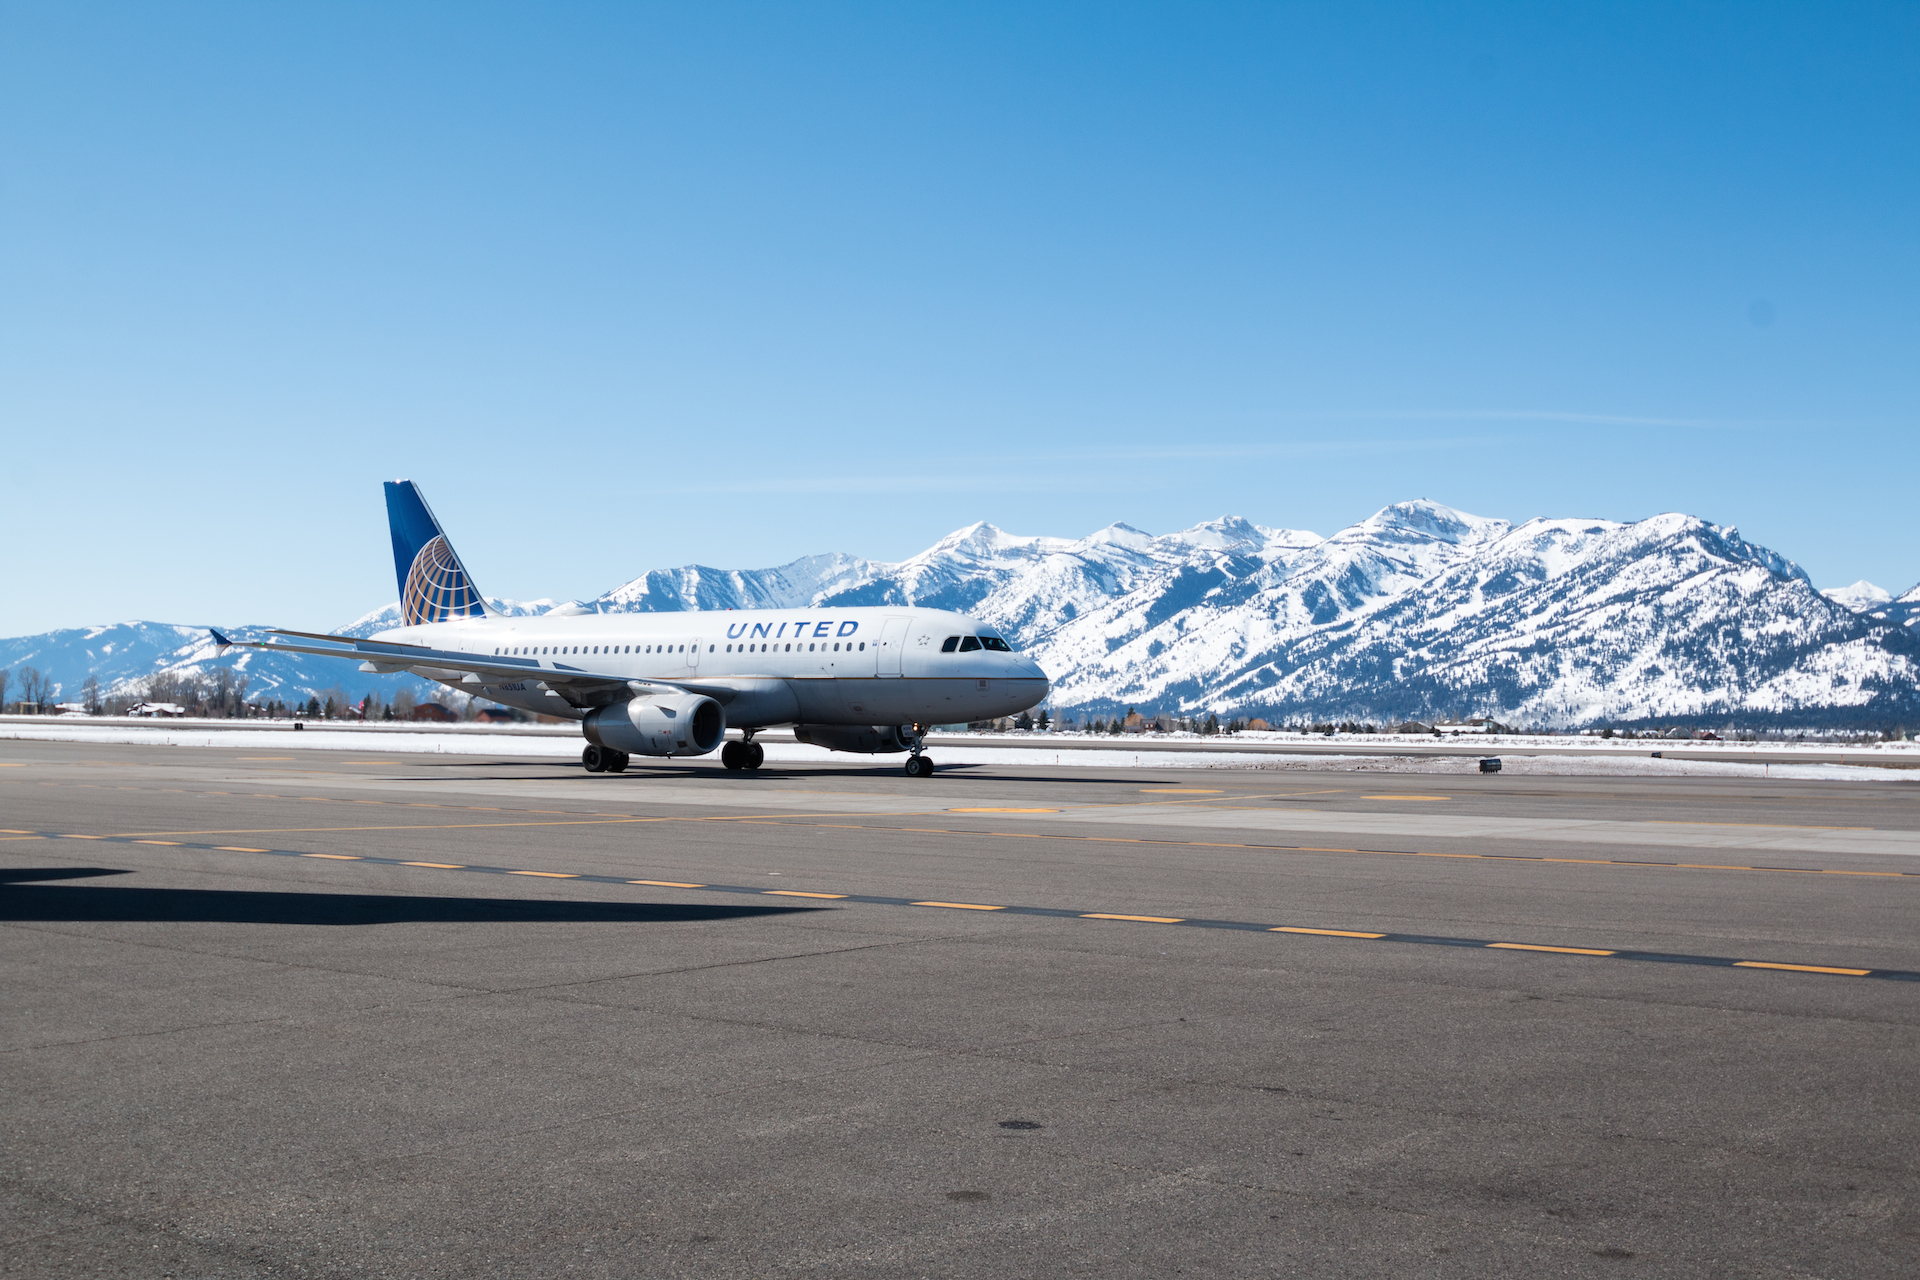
{"left": 378, "top": 606, "right": 1050, "bottom": 729}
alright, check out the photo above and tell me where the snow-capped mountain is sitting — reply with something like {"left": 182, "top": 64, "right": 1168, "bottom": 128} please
{"left": 0, "top": 621, "right": 435, "bottom": 707}
{"left": 336, "top": 596, "right": 555, "bottom": 638}
{"left": 584, "top": 519, "right": 1322, "bottom": 644}
{"left": 1035, "top": 506, "right": 1917, "bottom": 727}
{"left": 1824, "top": 579, "right": 1920, "bottom": 633}
{"left": 4, "top": 502, "right": 1915, "bottom": 727}
{"left": 1823, "top": 580, "right": 1893, "bottom": 613}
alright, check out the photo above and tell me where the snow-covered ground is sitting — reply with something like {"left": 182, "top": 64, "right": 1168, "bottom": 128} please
{"left": 4, "top": 720, "right": 1915, "bottom": 783}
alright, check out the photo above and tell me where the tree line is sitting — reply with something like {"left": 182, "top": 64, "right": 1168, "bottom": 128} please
{"left": 0, "top": 665, "right": 518, "bottom": 722}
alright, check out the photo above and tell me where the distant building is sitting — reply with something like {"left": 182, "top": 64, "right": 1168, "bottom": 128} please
{"left": 410, "top": 703, "right": 457, "bottom": 723}
{"left": 127, "top": 702, "right": 188, "bottom": 718}
{"left": 1245, "top": 718, "right": 1271, "bottom": 731}
{"left": 1432, "top": 718, "right": 1509, "bottom": 735}
{"left": 474, "top": 707, "right": 520, "bottom": 724}
{"left": 53, "top": 703, "right": 92, "bottom": 716}
{"left": 1394, "top": 721, "right": 1435, "bottom": 734}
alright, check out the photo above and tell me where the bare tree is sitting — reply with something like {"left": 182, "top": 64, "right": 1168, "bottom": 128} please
{"left": 0, "top": 669, "right": 9, "bottom": 713}
{"left": 83, "top": 674, "right": 101, "bottom": 713}
{"left": 212, "top": 666, "right": 237, "bottom": 715}
{"left": 145, "top": 670, "right": 183, "bottom": 706}
{"left": 16, "top": 666, "right": 51, "bottom": 713}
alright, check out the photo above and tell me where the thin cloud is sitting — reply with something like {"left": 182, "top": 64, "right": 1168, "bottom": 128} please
{"left": 1320, "top": 409, "right": 1774, "bottom": 431}
{"left": 1049, "top": 435, "right": 1504, "bottom": 463}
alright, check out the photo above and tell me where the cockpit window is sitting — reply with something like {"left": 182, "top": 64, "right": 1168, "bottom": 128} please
{"left": 957, "top": 636, "right": 981, "bottom": 652}
{"left": 941, "top": 636, "right": 960, "bottom": 653}
{"left": 978, "top": 636, "right": 1012, "bottom": 652}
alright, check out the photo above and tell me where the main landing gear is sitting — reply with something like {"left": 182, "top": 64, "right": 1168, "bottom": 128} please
{"left": 903, "top": 725, "right": 934, "bottom": 778}
{"left": 720, "top": 739, "right": 765, "bottom": 771}
{"left": 582, "top": 744, "right": 629, "bottom": 773}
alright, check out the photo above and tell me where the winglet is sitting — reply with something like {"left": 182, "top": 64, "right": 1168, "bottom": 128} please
{"left": 210, "top": 627, "right": 234, "bottom": 649}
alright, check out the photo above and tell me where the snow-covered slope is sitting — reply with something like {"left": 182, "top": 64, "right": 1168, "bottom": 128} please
{"left": 1036, "top": 508, "right": 1916, "bottom": 727}
{"left": 585, "top": 518, "right": 1323, "bottom": 645}
{"left": 0, "top": 621, "right": 437, "bottom": 707}
{"left": 1884, "top": 582, "right": 1920, "bottom": 633}
{"left": 4, "top": 503, "right": 1914, "bottom": 726}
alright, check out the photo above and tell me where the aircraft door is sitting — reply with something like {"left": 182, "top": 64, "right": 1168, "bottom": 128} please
{"left": 876, "top": 615, "right": 910, "bottom": 677}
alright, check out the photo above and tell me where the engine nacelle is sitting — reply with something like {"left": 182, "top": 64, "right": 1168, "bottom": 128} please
{"left": 792, "top": 724, "right": 917, "bottom": 755}
{"left": 584, "top": 694, "right": 726, "bottom": 757}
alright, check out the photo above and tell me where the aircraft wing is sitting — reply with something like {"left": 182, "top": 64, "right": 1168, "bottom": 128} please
{"left": 209, "top": 628, "right": 740, "bottom": 708}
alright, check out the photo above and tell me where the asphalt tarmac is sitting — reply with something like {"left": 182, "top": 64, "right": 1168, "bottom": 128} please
{"left": 4, "top": 738, "right": 1917, "bottom": 1278}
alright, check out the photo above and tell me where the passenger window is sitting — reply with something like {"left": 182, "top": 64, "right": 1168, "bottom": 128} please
{"left": 941, "top": 636, "right": 960, "bottom": 653}
{"left": 980, "top": 636, "right": 1012, "bottom": 652}
{"left": 858, "top": 642, "right": 865, "bottom": 651}
{"left": 958, "top": 636, "right": 981, "bottom": 652}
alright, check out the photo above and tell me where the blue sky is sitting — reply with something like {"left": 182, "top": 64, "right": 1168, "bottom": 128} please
{"left": 3, "top": 2, "right": 1915, "bottom": 634}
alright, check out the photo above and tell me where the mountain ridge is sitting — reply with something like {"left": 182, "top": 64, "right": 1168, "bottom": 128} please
{"left": 4, "top": 502, "right": 1915, "bottom": 727}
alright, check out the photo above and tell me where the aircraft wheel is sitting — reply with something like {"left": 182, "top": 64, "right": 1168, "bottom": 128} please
{"left": 721, "top": 741, "right": 745, "bottom": 770}
{"left": 606, "top": 750, "right": 630, "bottom": 773}
{"left": 582, "top": 744, "right": 607, "bottom": 773}
{"left": 904, "top": 755, "right": 934, "bottom": 778}
{"left": 745, "top": 742, "right": 765, "bottom": 770}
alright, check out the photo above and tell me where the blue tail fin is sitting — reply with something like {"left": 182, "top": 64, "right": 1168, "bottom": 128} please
{"left": 384, "top": 480, "right": 491, "bottom": 626}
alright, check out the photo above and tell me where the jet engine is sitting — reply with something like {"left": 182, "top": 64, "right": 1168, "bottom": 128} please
{"left": 584, "top": 694, "right": 726, "bottom": 757}
{"left": 792, "top": 724, "right": 917, "bottom": 754}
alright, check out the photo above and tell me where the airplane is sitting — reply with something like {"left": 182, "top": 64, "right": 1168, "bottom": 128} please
{"left": 214, "top": 480, "right": 1050, "bottom": 776}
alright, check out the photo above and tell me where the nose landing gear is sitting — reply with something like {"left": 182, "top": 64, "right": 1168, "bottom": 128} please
{"left": 903, "top": 724, "right": 933, "bottom": 777}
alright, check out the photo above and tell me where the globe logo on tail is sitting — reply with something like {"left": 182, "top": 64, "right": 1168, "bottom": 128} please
{"left": 402, "top": 535, "right": 484, "bottom": 625}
